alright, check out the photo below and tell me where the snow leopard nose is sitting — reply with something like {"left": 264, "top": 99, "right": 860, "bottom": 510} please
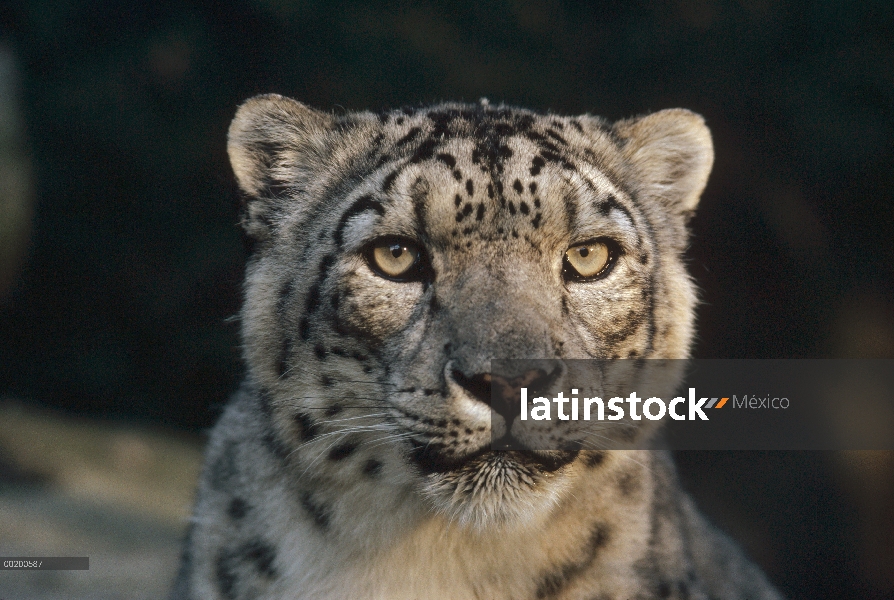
{"left": 450, "top": 370, "right": 493, "bottom": 405}
{"left": 451, "top": 368, "right": 559, "bottom": 424}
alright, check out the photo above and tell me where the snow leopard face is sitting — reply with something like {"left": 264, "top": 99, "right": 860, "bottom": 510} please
{"left": 228, "top": 96, "right": 712, "bottom": 527}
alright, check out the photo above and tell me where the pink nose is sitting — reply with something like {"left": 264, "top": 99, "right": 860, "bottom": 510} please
{"left": 452, "top": 369, "right": 556, "bottom": 424}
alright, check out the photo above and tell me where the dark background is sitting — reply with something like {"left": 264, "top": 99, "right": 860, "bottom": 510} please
{"left": 0, "top": 1, "right": 892, "bottom": 598}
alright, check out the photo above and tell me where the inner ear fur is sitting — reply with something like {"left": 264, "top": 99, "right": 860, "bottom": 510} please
{"left": 613, "top": 109, "right": 714, "bottom": 214}
{"left": 227, "top": 94, "right": 334, "bottom": 240}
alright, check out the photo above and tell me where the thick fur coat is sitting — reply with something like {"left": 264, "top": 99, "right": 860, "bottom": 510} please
{"left": 172, "top": 96, "right": 784, "bottom": 600}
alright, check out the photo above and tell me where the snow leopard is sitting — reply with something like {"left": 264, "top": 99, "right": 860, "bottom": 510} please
{"left": 171, "top": 95, "right": 785, "bottom": 600}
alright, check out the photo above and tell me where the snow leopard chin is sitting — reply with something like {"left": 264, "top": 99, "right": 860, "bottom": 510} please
{"left": 417, "top": 450, "right": 577, "bottom": 531}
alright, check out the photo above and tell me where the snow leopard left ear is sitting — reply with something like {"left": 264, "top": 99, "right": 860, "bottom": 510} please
{"left": 228, "top": 94, "right": 335, "bottom": 243}
{"left": 613, "top": 109, "right": 714, "bottom": 214}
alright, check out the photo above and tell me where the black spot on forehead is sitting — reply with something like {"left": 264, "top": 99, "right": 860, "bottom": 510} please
{"left": 395, "top": 127, "right": 421, "bottom": 146}
{"left": 598, "top": 194, "right": 619, "bottom": 215}
{"left": 546, "top": 129, "right": 567, "bottom": 145}
{"left": 334, "top": 195, "right": 385, "bottom": 246}
{"left": 471, "top": 147, "right": 483, "bottom": 166}
{"left": 409, "top": 138, "right": 439, "bottom": 164}
{"left": 428, "top": 111, "right": 453, "bottom": 136}
{"left": 515, "top": 114, "right": 534, "bottom": 131}
{"left": 541, "top": 149, "right": 574, "bottom": 170}
{"left": 523, "top": 130, "right": 559, "bottom": 153}
{"left": 436, "top": 153, "right": 456, "bottom": 168}
{"left": 375, "top": 153, "right": 392, "bottom": 168}
{"left": 596, "top": 195, "right": 636, "bottom": 231}
{"left": 493, "top": 122, "right": 516, "bottom": 136}
{"left": 381, "top": 170, "right": 399, "bottom": 192}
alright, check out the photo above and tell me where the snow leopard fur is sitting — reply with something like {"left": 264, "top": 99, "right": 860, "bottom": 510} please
{"left": 171, "top": 95, "right": 785, "bottom": 600}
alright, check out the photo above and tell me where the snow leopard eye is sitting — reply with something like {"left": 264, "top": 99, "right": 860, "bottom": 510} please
{"left": 563, "top": 239, "right": 618, "bottom": 281}
{"left": 365, "top": 237, "right": 427, "bottom": 282}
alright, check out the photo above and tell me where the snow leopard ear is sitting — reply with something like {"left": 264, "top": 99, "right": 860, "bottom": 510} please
{"left": 228, "top": 94, "right": 335, "bottom": 242}
{"left": 613, "top": 109, "right": 714, "bottom": 214}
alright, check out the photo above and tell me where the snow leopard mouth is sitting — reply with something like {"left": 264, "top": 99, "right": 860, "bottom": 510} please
{"left": 407, "top": 438, "right": 579, "bottom": 476}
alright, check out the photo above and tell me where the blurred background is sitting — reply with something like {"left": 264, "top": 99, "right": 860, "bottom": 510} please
{"left": 0, "top": 0, "right": 892, "bottom": 598}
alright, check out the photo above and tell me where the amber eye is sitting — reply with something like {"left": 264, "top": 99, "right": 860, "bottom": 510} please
{"left": 365, "top": 238, "right": 426, "bottom": 281}
{"left": 563, "top": 240, "right": 616, "bottom": 280}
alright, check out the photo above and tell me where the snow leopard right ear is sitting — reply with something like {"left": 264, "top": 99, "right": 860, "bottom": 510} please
{"left": 228, "top": 94, "right": 335, "bottom": 243}
{"left": 613, "top": 108, "right": 714, "bottom": 216}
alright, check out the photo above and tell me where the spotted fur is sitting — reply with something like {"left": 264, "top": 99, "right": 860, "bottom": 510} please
{"left": 171, "top": 96, "right": 784, "bottom": 599}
